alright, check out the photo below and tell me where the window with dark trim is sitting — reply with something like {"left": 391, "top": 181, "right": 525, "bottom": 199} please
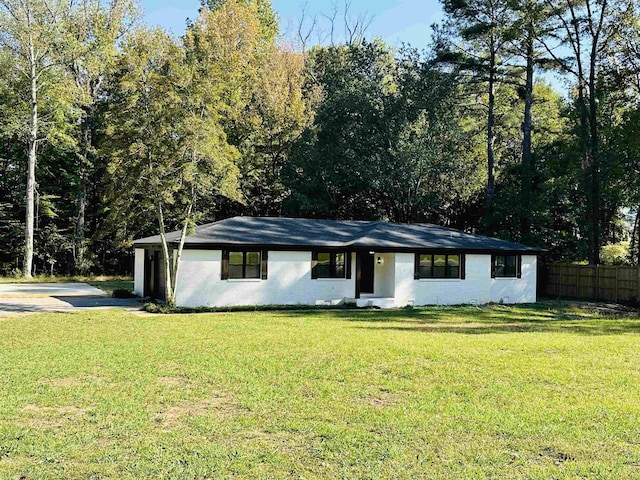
{"left": 221, "top": 250, "right": 268, "bottom": 280}
{"left": 415, "top": 253, "right": 464, "bottom": 279}
{"left": 491, "top": 254, "right": 521, "bottom": 278}
{"left": 312, "top": 251, "right": 348, "bottom": 279}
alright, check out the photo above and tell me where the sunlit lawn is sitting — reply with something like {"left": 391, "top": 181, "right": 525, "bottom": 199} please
{"left": 1, "top": 303, "right": 640, "bottom": 478}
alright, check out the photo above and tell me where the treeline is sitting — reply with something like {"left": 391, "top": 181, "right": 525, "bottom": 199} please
{"left": 0, "top": 0, "right": 639, "bottom": 278}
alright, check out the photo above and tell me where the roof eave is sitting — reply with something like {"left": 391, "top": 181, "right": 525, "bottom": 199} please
{"left": 132, "top": 240, "right": 546, "bottom": 255}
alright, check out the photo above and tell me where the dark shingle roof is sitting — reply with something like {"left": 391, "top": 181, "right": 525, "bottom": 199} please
{"left": 133, "top": 216, "right": 542, "bottom": 253}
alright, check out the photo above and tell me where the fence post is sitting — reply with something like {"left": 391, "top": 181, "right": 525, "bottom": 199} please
{"left": 595, "top": 265, "right": 599, "bottom": 300}
{"left": 576, "top": 267, "right": 581, "bottom": 298}
{"left": 614, "top": 266, "right": 619, "bottom": 303}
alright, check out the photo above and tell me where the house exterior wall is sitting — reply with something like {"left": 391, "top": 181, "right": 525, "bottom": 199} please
{"left": 174, "top": 250, "right": 356, "bottom": 307}
{"left": 393, "top": 253, "right": 537, "bottom": 306}
{"left": 133, "top": 247, "right": 537, "bottom": 307}
{"left": 373, "top": 253, "right": 395, "bottom": 297}
{"left": 134, "top": 248, "right": 145, "bottom": 296}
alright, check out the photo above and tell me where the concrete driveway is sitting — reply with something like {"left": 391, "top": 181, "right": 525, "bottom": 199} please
{"left": 0, "top": 282, "right": 107, "bottom": 297}
{"left": 0, "top": 283, "right": 142, "bottom": 316}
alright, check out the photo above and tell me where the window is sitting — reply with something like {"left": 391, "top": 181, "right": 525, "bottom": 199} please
{"left": 312, "top": 251, "right": 347, "bottom": 278}
{"left": 416, "top": 253, "right": 461, "bottom": 279}
{"left": 222, "top": 250, "right": 266, "bottom": 279}
{"left": 492, "top": 255, "right": 521, "bottom": 278}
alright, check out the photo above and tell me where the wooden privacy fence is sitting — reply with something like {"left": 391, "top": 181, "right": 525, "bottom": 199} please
{"left": 543, "top": 264, "right": 640, "bottom": 303}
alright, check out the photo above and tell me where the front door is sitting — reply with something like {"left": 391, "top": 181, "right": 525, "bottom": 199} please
{"left": 359, "top": 252, "right": 375, "bottom": 295}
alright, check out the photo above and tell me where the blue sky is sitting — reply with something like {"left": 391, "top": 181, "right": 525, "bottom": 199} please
{"left": 140, "top": 0, "right": 442, "bottom": 50}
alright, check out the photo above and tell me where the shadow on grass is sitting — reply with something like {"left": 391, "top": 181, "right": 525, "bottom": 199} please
{"left": 278, "top": 301, "right": 640, "bottom": 336}
{"left": 356, "top": 320, "right": 640, "bottom": 336}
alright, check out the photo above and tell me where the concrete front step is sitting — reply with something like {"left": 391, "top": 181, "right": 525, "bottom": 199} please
{"left": 355, "top": 297, "right": 396, "bottom": 309}
{"left": 314, "top": 297, "right": 397, "bottom": 309}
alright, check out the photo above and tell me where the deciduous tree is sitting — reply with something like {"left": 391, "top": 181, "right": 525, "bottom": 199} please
{"left": 65, "top": 0, "right": 136, "bottom": 273}
{"left": 537, "top": 0, "right": 637, "bottom": 264}
{"left": 104, "top": 27, "right": 240, "bottom": 305}
{"left": 285, "top": 41, "right": 473, "bottom": 223}
{"left": 0, "top": 0, "right": 77, "bottom": 276}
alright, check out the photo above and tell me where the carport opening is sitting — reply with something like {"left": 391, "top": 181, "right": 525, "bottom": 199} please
{"left": 144, "top": 249, "right": 166, "bottom": 301}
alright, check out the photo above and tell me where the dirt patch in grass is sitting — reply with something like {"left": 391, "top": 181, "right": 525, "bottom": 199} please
{"left": 155, "top": 395, "right": 246, "bottom": 430}
{"left": 360, "top": 388, "right": 397, "bottom": 409}
{"left": 46, "top": 377, "right": 84, "bottom": 388}
{"left": 22, "top": 404, "right": 89, "bottom": 415}
{"left": 20, "top": 404, "right": 91, "bottom": 429}
{"left": 156, "top": 376, "right": 188, "bottom": 387}
{"left": 0, "top": 456, "right": 25, "bottom": 469}
{"left": 43, "top": 375, "right": 109, "bottom": 388}
{"left": 369, "top": 396, "right": 396, "bottom": 408}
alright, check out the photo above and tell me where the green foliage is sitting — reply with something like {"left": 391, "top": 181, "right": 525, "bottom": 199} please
{"left": 0, "top": 0, "right": 87, "bottom": 276}
{"left": 600, "top": 242, "right": 631, "bottom": 266}
{"left": 104, "top": 2, "right": 288, "bottom": 303}
{"left": 1, "top": 0, "right": 640, "bottom": 273}
{"left": 0, "top": 0, "right": 136, "bottom": 276}
{"left": 186, "top": 1, "right": 313, "bottom": 217}
{"left": 435, "top": 0, "right": 523, "bottom": 226}
{"left": 488, "top": 83, "right": 574, "bottom": 250}
{"left": 103, "top": 26, "right": 241, "bottom": 242}
{"left": 200, "top": 0, "right": 279, "bottom": 43}
{"left": 233, "top": 43, "right": 315, "bottom": 215}
{"left": 535, "top": 0, "right": 639, "bottom": 264}
{"left": 65, "top": 0, "right": 138, "bottom": 274}
{"left": 285, "top": 41, "right": 474, "bottom": 223}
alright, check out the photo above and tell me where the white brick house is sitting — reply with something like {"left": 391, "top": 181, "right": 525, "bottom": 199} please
{"left": 133, "top": 217, "right": 541, "bottom": 308}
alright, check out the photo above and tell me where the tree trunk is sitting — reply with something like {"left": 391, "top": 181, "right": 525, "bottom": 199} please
{"left": 485, "top": 36, "right": 497, "bottom": 226}
{"left": 520, "top": 24, "right": 534, "bottom": 244}
{"left": 23, "top": 43, "right": 37, "bottom": 278}
{"left": 574, "top": 66, "right": 595, "bottom": 264}
{"left": 75, "top": 175, "right": 86, "bottom": 268}
{"left": 74, "top": 109, "right": 91, "bottom": 273}
{"left": 486, "top": 84, "right": 496, "bottom": 206}
{"left": 587, "top": 50, "right": 601, "bottom": 265}
{"left": 170, "top": 202, "right": 193, "bottom": 305}
{"left": 156, "top": 204, "right": 174, "bottom": 305}
{"left": 631, "top": 208, "right": 640, "bottom": 265}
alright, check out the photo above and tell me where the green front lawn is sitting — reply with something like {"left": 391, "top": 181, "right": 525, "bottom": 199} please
{"left": 1, "top": 303, "right": 639, "bottom": 478}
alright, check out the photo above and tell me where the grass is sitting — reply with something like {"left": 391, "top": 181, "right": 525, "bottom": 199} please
{"left": 0, "top": 275, "right": 133, "bottom": 296}
{"left": 1, "top": 302, "right": 640, "bottom": 478}
{"left": 85, "top": 279, "right": 133, "bottom": 296}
